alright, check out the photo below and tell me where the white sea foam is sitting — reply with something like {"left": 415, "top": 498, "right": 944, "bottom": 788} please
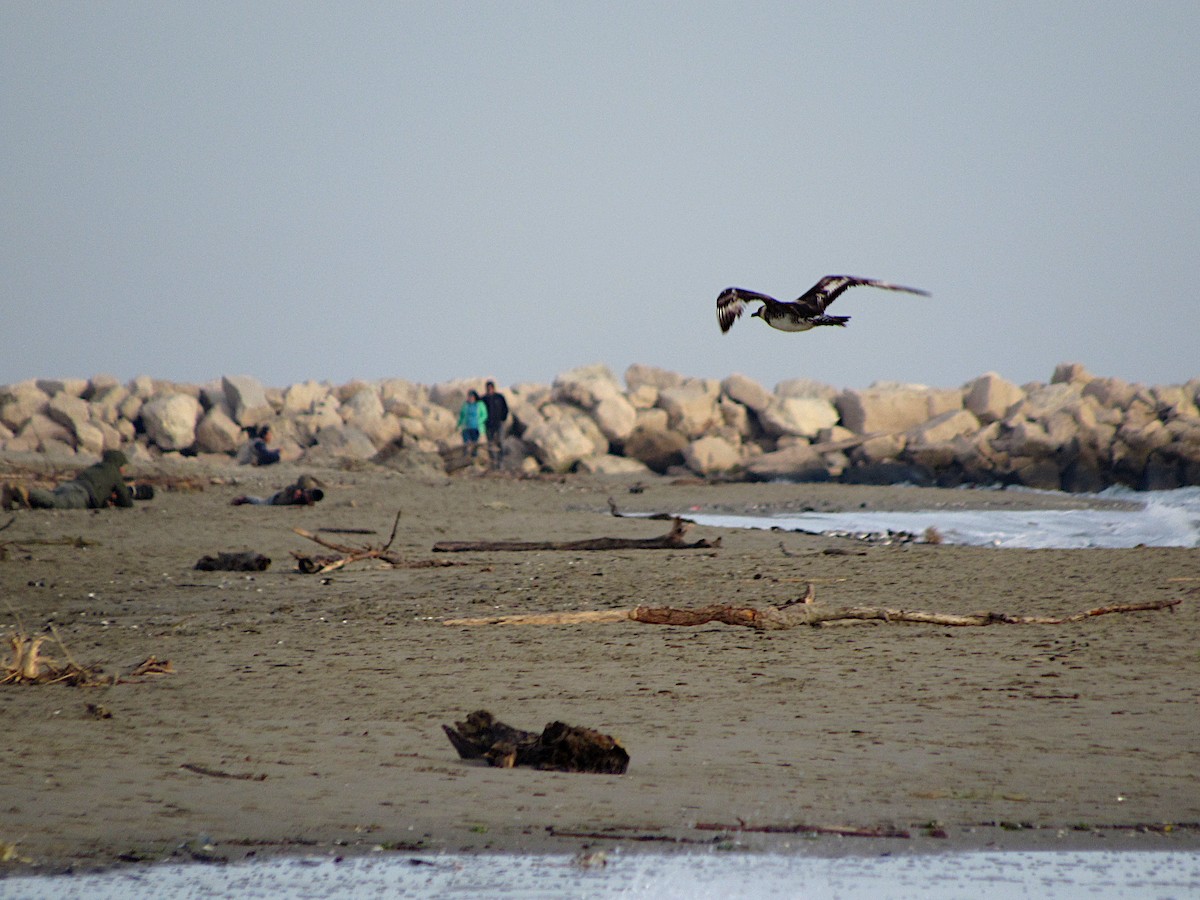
{"left": 688, "top": 487, "right": 1200, "bottom": 549}
{"left": 4, "top": 849, "right": 1200, "bottom": 899}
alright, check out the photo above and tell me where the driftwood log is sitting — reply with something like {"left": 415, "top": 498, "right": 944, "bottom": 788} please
{"left": 443, "top": 709, "right": 629, "bottom": 774}
{"left": 194, "top": 551, "right": 271, "bottom": 572}
{"left": 444, "top": 587, "right": 1181, "bottom": 630}
{"left": 291, "top": 509, "right": 404, "bottom": 573}
{"left": 432, "top": 517, "right": 719, "bottom": 553}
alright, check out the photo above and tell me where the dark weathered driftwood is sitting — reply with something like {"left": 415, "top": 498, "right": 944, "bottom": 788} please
{"left": 605, "top": 497, "right": 680, "bottom": 520}
{"left": 443, "top": 709, "right": 629, "bottom": 774}
{"left": 432, "top": 517, "right": 719, "bottom": 553}
{"left": 292, "top": 510, "right": 403, "bottom": 573}
{"left": 445, "top": 590, "right": 1181, "bottom": 631}
{"left": 194, "top": 552, "right": 271, "bottom": 572}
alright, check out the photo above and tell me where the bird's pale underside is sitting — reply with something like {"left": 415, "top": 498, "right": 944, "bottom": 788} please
{"left": 717, "top": 275, "right": 929, "bottom": 334}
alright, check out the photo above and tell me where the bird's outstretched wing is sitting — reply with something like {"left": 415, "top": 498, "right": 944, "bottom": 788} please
{"left": 795, "top": 276, "right": 930, "bottom": 315}
{"left": 717, "top": 287, "right": 777, "bottom": 333}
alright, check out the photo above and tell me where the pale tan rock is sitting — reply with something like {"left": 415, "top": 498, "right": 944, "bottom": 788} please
{"left": 1051, "top": 362, "right": 1094, "bottom": 384}
{"left": 1010, "top": 383, "right": 1084, "bottom": 422}
{"left": 307, "top": 424, "right": 377, "bottom": 460}
{"left": 774, "top": 378, "right": 839, "bottom": 401}
{"left": 195, "top": 408, "right": 245, "bottom": 454}
{"left": 281, "top": 380, "right": 331, "bottom": 414}
{"left": 720, "top": 373, "right": 771, "bottom": 412}
{"left": 964, "top": 372, "right": 1025, "bottom": 424}
{"left": 622, "top": 424, "right": 687, "bottom": 473}
{"left": 592, "top": 395, "right": 637, "bottom": 442}
{"left": 836, "top": 387, "right": 938, "bottom": 434}
{"left": 523, "top": 416, "right": 602, "bottom": 473}
{"left": 0, "top": 383, "right": 50, "bottom": 431}
{"left": 719, "top": 396, "right": 753, "bottom": 437}
{"left": 744, "top": 443, "right": 828, "bottom": 481}
{"left": 220, "top": 375, "right": 274, "bottom": 427}
{"left": 626, "top": 384, "right": 658, "bottom": 409}
{"left": 576, "top": 454, "right": 652, "bottom": 475}
{"left": 851, "top": 433, "right": 907, "bottom": 465}
{"left": 907, "top": 408, "right": 981, "bottom": 445}
{"left": 759, "top": 396, "right": 839, "bottom": 438}
{"left": 624, "top": 364, "right": 684, "bottom": 392}
{"left": 553, "top": 364, "right": 623, "bottom": 409}
{"left": 141, "top": 393, "right": 203, "bottom": 451}
{"left": 657, "top": 384, "right": 720, "bottom": 438}
{"left": 683, "top": 435, "right": 741, "bottom": 475}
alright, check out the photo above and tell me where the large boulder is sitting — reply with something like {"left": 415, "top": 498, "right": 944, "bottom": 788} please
{"left": 774, "top": 378, "right": 839, "bottom": 401}
{"left": 429, "top": 378, "right": 490, "bottom": 412}
{"left": 758, "top": 396, "right": 839, "bottom": 438}
{"left": 36, "top": 378, "right": 88, "bottom": 398}
{"left": 624, "top": 364, "right": 684, "bottom": 392}
{"left": 720, "top": 373, "right": 771, "bottom": 413}
{"left": 592, "top": 394, "right": 637, "bottom": 443}
{"left": 1051, "top": 362, "right": 1094, "bottom": 385}
{"left": 16, "top": 412, "right": 73, "bottom": 452}
{"left": 221, "top": 375, "right": 274, "bottom": 426}
{"left": 340, "top": 387, "right": 384, "bottom": 423}
{"left": 836, "top": 385, "right": 961, "bottom": 434}
{"left": 46, "top": 393, "right": 92, "bottom": 447}
{"left": 195, "top": 407, "right": 244, "bottom": 454}
{"left": 576, "top": 454, "right": 652, "bottom": 476}
{"left": 657, "top": 383, "right": 720, "bottom": 438}
{"left": 907, "top": 409, "right": 981, "bottom": 446}
{"left": 281, "top": 380, "right": 331, "bottom": 414}
{"left": 743, "top": 444, "right": 829, "bottom": 482}
{"left": 683, "top": 435, "right": 741, "bottom": 475}
{"left": 553, "top": 364, "right": 623, "bottom": 409}
{"left": 1008, "top": 383, "right": 1083, "bottom": 423}
{"left": 622, "top": 424, "right": 687, "bottom": 473}
{"left": 523, "top": 416, "right": 601, "bottom": 473}
{"left": 964, "top": 372, "right": 1024, "bottom": 424}
{"left": 89, "top": 384, "right": 130, "bottom": 425}
{"left": 307, "top": 424, "right": 378, "bottom": 460}
{"left": 0, "top": 383, "right": 49, "bottom": 431}
{"left": 141, "top": 393, "right": 203, "bottom": 451}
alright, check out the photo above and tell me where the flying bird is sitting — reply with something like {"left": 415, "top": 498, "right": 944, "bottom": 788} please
{"left": 717, "top": 276, "right": 929, "bottom": 334}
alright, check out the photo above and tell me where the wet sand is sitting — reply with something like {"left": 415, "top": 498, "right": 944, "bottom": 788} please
{"left": 1, "top": 458, "right": 1198, "bottom": 872}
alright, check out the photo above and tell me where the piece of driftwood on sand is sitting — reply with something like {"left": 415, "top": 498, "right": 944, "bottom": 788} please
{"left": 432, "top": 516, "right": 719, "bottom": 553}
{"left": 291, "top": 510, "right": 458, "bottom": 574}
{"left": 605, "top": 497, "right": 682, "bottom": 520}
{"left": 443, "top": 709, "right": 630, "bottom": 774}
{"left": 444, "top": 585, "right": 1181, "bottom": 630}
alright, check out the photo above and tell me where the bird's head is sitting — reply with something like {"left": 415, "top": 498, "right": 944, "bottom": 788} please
{"left": 750, "top": 307, "right": 763, "bottom": 320}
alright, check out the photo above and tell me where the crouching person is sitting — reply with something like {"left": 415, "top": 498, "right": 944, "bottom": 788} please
{"left": 28, "top": 450, "right": 133, "bottom": 510}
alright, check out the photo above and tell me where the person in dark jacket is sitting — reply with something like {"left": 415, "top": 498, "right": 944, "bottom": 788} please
{"left": 244, "top": 424, "right": 281, "bottom": 466}
{"left": 231, "top": 474, "right": 324, "bottom": 506}
{"left": 28, "top": 449, "right": 133, "bottom": 509}
{"left": 481, "top": 380, "right": 509, "bottom": 468}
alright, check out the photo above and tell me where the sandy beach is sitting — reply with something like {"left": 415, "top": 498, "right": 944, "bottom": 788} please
{"left": 1, "top": 457, "right": 1198, "bottom": 873}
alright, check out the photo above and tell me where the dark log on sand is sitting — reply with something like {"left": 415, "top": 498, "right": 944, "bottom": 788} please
{"left": 445, "top": 588, "right": 1181, "bottom": 631}
{"left": 432, "top": 517, "right": 719, "bottom": 553}
{"left": 443, "top": 709, "right": 629, "bottom": 774}
{"left": 194, "top": 552, "right": 271, "bottom": 572}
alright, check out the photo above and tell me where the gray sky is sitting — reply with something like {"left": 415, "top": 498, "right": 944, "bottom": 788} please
{"left": 4, "top": 2, "right": 1198, "bottom": 393}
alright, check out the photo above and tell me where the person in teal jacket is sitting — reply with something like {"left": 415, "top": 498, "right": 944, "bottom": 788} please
{"left": 456, "top": 389, "right": 488, "bottom": 459}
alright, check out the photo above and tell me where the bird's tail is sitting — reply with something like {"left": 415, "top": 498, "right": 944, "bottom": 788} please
{"left": 812, "top": 315, "right": 849, "bottom": 327}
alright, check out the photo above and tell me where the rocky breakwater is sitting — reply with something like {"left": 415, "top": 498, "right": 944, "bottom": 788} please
{"left": 1, "top": 363, "right": 1198, "bottom": 491}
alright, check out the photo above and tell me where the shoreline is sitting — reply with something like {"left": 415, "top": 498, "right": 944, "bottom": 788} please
{"left": 2, "top": 459, "right": 1198, "bottom": 874}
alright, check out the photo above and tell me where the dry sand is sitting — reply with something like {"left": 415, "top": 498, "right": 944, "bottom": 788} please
{"left": 1, "top": 457, "right": 1198, "bottom": 873}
